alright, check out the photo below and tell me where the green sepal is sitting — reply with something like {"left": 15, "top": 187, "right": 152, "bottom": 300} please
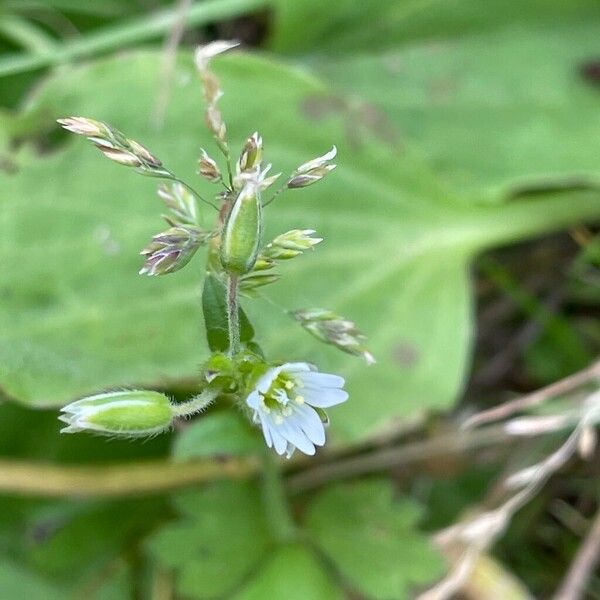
{"left": 220, "top": 182, "right": 262, "bottom": 275}
{"left": 60, "top": 390, "right": 173, "bottom": 436}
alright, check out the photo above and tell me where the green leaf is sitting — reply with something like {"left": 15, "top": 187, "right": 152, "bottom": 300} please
{"left": 233, "top": 543, "right": 344, "bottom": 600}
{"left": 172, "top": 411, "right": 261, "bottom": 460}
{"left": 2, "top": 51, "right": 600, "bottom": 442}
{"left": 305, "top": 480, "right": 443, "bottom": 599}
{"left": 270, "top": 0, "right": 600, "bottom": 54}
{"left": 202, "top": 273, "right": 255, "bottom": 352}
{"left": 0, "top": 562, "right": 62, "bottom": 600}
{"left": 146, "top": 481, "right": 270, "bottom": 598}
{"left": 271, "top": 0, "right": 600, "bottom": 200}
{"left": 28, "top": 499, "right": 166, "bottom": 582}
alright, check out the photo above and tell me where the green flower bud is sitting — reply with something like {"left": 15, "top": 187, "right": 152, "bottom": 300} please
{"left": 252, "top": 257, "right": 275, "bottom": 271}
{"left": 237, "top": 132, "right": 263, "bottom": 173}
{"left": 220, "top": 180, "right": 262, "bottom": 275}
{"left": 240, "top": 272, "right": 280, "bottom": 295}
{"left": 59, "top": 390, "right": 174, "bottom": 436}
{"left": 263, "top": 229, "right": 322, "bottom": 260}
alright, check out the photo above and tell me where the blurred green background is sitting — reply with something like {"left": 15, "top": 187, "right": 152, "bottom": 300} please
{"left": 1, "top": 0, "right": 600, "bottom": 598}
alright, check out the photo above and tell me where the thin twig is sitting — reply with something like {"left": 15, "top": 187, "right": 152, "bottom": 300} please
{"left": 420, "top": 402, "right": 599, "bottom": 600}
{"left": 289, "top": 423, "right": 525, "bottom": 494}
{"left": 153, "top": 0, "right": 192, "bottom": 127}
{"left": 553, "top": 506, "right": 600, "bottom": 600}
{"left": 464, "top": 359, "right": 600, "bottom": 429}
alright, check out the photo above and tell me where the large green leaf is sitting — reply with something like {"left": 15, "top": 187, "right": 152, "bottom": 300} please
{"left": 2, "top": 51, "right": 600, "bottom": 441}
{"left": 233, "top": 544, "right": 344, "bottom": 600}
{"left": 146, "top": 481, "right": 270, "bottom": 598}
{"left": 271, "top": 0, "right": 600, "bottom": 200}
{"left": 305, "top": 480, "right": 443, "bottom": 599}
{"left": 0, "top": 562, "right": 62, "bottom": 600}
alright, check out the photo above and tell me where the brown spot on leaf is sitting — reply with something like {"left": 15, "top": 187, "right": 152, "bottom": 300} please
{"left": 301, "top": 93, "right": 401, "bottom": 151}
{"left": 580, "top": 59, "right": 600, "bottom": 86}
{"left": 301, "top": 94, "right": 347, "bottom": 120}
{"left": 392, "top": 342, "right": 420, "bottom": 367}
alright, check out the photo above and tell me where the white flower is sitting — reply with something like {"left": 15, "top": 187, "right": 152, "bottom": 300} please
{"left": 246, "top": 362, "right": 348, "bottom": 458}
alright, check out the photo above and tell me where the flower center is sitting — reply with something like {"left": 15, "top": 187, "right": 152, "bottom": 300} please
{"left": 260, "top": 372, "right": 304, "bottom": 417}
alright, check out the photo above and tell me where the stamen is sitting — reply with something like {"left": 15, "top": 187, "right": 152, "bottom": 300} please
{"left": 295, "top": 395, "right": 304, "bottom": 404}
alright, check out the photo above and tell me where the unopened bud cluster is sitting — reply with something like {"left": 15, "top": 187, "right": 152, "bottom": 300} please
{"left": 157, "top": 183, "right": 199, "bottom": 226}
{"left": 293, "top": 308, "right": 375, "bottom": 364}
{"left": 58, "top": 117, "right": 165, "bottom": 175}
{"left": 288, "top": 146, "right": 337, "bottom": 188}
{"left": 195, "top": 41, "right": 239, "bottom": 144}
{"left": 140, "top": 225, "right": 211, "bottom": 276}
{"left": 263, "top": 229, "right": 322, "bottom": 260}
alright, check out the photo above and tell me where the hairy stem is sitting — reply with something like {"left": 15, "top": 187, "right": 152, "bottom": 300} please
{"left": 227, "top": 273, "right": 240, "bottom": 355}
{"left": 171, "top": 386, "right": 221, "bottom": 418}
{"left": 261, "top": 451, "right": 296, "bottom": 542}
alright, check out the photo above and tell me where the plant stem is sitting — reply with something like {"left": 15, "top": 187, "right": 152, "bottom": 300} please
{"left": 164, "top": 171, "right": 218, "bottom": 210}
{"left": 223, "top": 148, "right": 235, "bottom": 190}
{"left": 261, "top": 451, "right": 296, "bottom": 542}
{"left": 227, "top": 273, "right": 240, "bottom": 355}
{"left": 0, "top": 0, "right": 272, "bottom": 77}
{"left": 0, "top": 457, "right": 258, "bottom": 498}
{"left": 171, "top": 386, "right": 220, "bottom": 418}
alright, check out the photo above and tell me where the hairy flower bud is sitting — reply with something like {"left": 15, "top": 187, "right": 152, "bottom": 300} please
{"left": 140, "top": 225, "right": 209, "bottom": 276}
{"left": 263, "top": 229, "right": 322, "bottom": 260}
{"left": 60, "top": 390, "right": 174, "bottom": 436}
{"left": 237, "top": 132, "right": 263, "bottom": 173}
{"left": 293, "top": 308, "right": 375, "bottom": 364}
{"left": 288, "top": 146, "right": 337, "bottom": 189}
{"left": 220, "top": 180, "right": 262, "bottom": 275}
{"left": 198, "top": 149, "right": 221, "bottom": 182}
